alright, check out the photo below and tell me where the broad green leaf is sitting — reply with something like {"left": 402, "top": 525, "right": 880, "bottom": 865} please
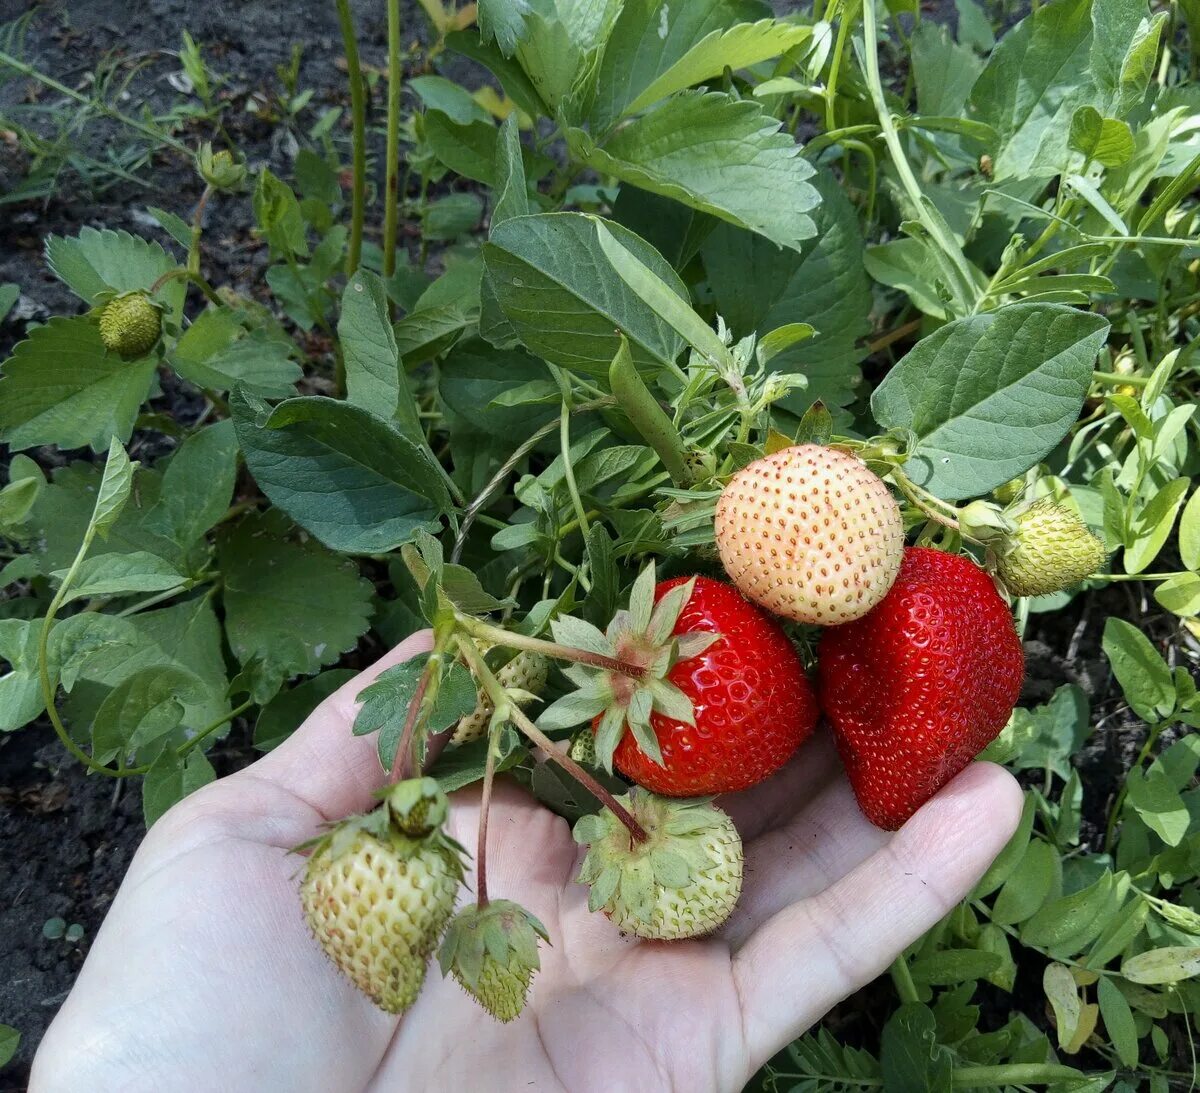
{"left": 1121, "top": 946, "right": 1200, "bottom": 984}
{"left": 54, "top": 552, "right": 185, "bottom": 606}
{"left": 973, "top": 791, "right": 1036, "bottom": 898}
{"left": 1097, "top": 975, "right": 1139, "bottom": 1069}
{"left": 253, "top": 168, "right": 308, "bottom": 257}
{"left": 620, "top": 19, "right": 810, "bottom": 117}
{"left": 393, "top": 299, "right": 477, "bottom": 366}
{"left": 45, "top": 227, "right": 184, "bottom": 316}
{"left": 424, "top": 111, "right": 500, "bottom": 185}
{"left": 170, "top": 306, "right": 301, "bottom": 398}
{"left": 1004, "top": 685, "right": 1091, "bottom": 781}
{"left": 570, "top": 91, "right": 819, "bottom": 252}
{"left": 422, "top": 192, "right": 484, "bottom": 240}
{"left": 1125, "top": 768, "right": 1189, "bottom": 846}
{"left": 0, "top": 468, "right": 42, "bottom": 533}
{"left": 1021, "top": 872, "right": 1116, "bottom": 951}
{"left": 439, "top": 340, "right": 558, "bottom": 438}
{"left": 871, "top": 304, "right": 1109, "bottom": 500}
{"left": 1102, "top": 618, "right": 1174, "bottom": 722}
{"left": 703, "top": 170, "right": 871, "bottom": 416}
{"left": 445, "top": 30, "right": 547, "bottom": 120}
{"left": 231, "top": 390, "right": 448, "bottom": 554}
{"left": 0, "top": 619, "right": 45, "bottom": 732}
{"left": 863, "top": 238, "right": 951, "bottom": 321}
{"left": 409, "top": 74, "right": 494, "bottom": 123}
{"left": 47, "top": 613, "right": 139, "bottom": 692}
{"left": 483, "top": 213, "right": 687, "bottom": 376}
{"left": 0, "top": 1025, "right": 18, "bottom": 1067}
{"left": 218, "top": 510, "right": 373, "bottom": 686}
{"left": 1068, "top": 106, "right": 1134, "bottom": 167}
{"left": 1155, "top": 573, "right": 1200, "bottom": 617}
{"left": 1124, "top": 478, "right": 1190, "bottom": 574}
{"left": 339, "top": 270, "right": 422, "bottom": 439}
{"left": 91, "top": 438, "right": 136, "bottom": 541}
{"left": 880, "top": 1003, "right": 953, "bottom": 1093}
{"left": 1043, "top": 962, "right": 1083, "bottom": 1049}
{"left": 992, "top": 838, "right": 1060, "bottom": 925}
{"left": 91, "top": 665, "right": 207, "bottom": 764}
{"left": 0, "top": 317, "right": 157, "bottom": 452}
{"left": 143, "top": 748, "right": 216, "bottom": 827}
{"left": 142, "top": 421, "right": 239, "bottom": 549}
{"left": 912, "top": 22, "right": 983, "bottom": 117}
{"left": 591, "top": 0, "right": 771, "bottom": 129}
{"left": 253, "top": 669, "right": 356, "bottom": 752}
{"left": 477, "top": 0, "right": 534, "bottom": 56}
{"left": 1114, "top": 11, "right": 1168, "bottom": 115}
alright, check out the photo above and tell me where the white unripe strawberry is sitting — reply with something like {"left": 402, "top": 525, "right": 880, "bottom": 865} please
{"left": 451, "top": 643, "right": 548, "bottom": 746}
{"left": 713, "top": 444, "right": 904, "bottom": 625}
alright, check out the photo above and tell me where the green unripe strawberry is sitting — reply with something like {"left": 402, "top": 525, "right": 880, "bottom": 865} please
{"left": 97, "top": 292, "right": 162, "bottom": 359}
{"left": 299, "top": 780, "right": 465, "bottom": 1013}
{"left": 573, "top": 789, "right": 743, "bottom": 941}
{"left": 567, "top": 727, "right": 597, "bottom": 766}
{"left": 451, "top": 643, "right": 548, "bottom": 745}
{"left": 995, "top": 498, "right": 1107, "bottom": 597}
{"left": 439, "top": 900, "right": 549, "bottom": 1022}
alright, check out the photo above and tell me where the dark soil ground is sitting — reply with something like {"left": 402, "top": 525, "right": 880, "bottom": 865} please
{"left": 0, "top": 0, "right": 1154, "bottom": 1087}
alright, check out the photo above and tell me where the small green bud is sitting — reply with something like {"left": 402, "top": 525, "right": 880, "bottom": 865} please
{"left": 386, "top": 776, "right": 449, "bottom": 837}
{"left": 958, "top": 500, "right": 1016, "bottom": 546}
{"left": 97, "top": 292, "right": 162, "bottom": 359}
{"left": 992, "top": 477, "right": 1026, "bottom": 505}
{"left": 995, "top": 498, "right": 1107, "bottom": 597}
{"left": 197, "top": 142, "right": 248, "bottom": 191}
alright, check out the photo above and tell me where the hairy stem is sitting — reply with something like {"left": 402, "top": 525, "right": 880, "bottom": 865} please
{"left": 393, "top": 655, "right": 437, "bottom": 782}
{"left": 334, "top": 0, "right": 366, "bottom": 275}
{"left": 476, "top": 722, "right": 500, "bottom": 908}
{"left": 459, "top": 616, "right": 645, "bottom": 680}
{"left": 383, "top": 0, "right": 403, "bottom": 280}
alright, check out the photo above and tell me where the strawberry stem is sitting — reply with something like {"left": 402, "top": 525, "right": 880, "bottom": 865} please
{"left": 475, "top": 722, "right": 501, "bottom": 909}
{"left": 890, "top": 467, "right": 962, "bottom": 531}
{"left": 392, "top": 654, "right": 436, "bottom": 783}
{"left": 457, "top": 638, "right": 649, "bottom": 845}
{"left": 459, "top": 616, "right": 646, "bottom": 681}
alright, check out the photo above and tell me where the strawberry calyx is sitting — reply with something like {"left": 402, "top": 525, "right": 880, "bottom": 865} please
{"left": 438, "top": 900, "right": 550, "bottom": 1022}
{"left": 535, "top": 564, "right": 720, "bottom": 773}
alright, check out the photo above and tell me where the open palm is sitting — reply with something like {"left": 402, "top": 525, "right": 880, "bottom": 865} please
{"left": 33, "top": 633, "right": 1022, "bottom": 1093}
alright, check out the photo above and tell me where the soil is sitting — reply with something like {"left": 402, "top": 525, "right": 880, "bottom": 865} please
{"left": 0, "top": 0, "right": 1157, "bottom": 1087}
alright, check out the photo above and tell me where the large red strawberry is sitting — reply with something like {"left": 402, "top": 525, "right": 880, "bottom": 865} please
{"left": 818, "top": 547, "right": 1024, "bottom": 830}
{"left": 595, "top": 575, "right": 818, "bottom": 796}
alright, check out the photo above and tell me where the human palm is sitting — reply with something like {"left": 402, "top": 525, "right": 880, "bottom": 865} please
{"left": 33, "top": 633, "right": 1021, "bottom": 1093}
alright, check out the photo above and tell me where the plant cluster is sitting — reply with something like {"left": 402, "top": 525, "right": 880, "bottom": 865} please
{"left": 2, "top": 0, "right": 1200, "bottom": 1086}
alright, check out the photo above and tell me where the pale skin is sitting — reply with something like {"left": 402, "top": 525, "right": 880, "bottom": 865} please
{"left": 31, "top": 632, "right": 1023, "bottom": 1093}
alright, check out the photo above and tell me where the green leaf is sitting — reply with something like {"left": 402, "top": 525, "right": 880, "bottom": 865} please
{"left": 493, "top": 114, "right": 530, "bottom": 226}
{"left": 482, "top": 213, "right": 688, "bottom": 376}
{"left": 254, "top": 669, "right": 356, "bottom": 752}
{"left": 1005, "top": 685, "right": 1091, "bottom": 781}
{"left": 569, "top": 91, "right": 819, "bottom": 252}
{"left": 231, "top": 390, "right": 448, "bottom": 554}
{"left": 169, "top": 306, "right": 301, "bottom": 398}
{"left": 1098, "top": 975, "right": 1139, "bottom": 1068}
{"left": 991, "top": 838, "right": 1060, "bottom": 925}
{"left": 908, "top": 949, "right": 1003, "bottom": 985}
{"left": 591, "top": 0, "right": 773, "bottom": 129}
{"left": 912, "top": 22, "right": 983, "bottom": 117}
{"left": 54, "top": 552, "right": 185, "bottom": 605}
{"left": 92, "top": 437, "right": 136, "bottom": 541}
{"left": 1021, "top": 872, "right": 1116, "bottom": 952}
{"left": 217, "top": 510, "right": 373, "bottom": 686}
{"left": 1174, "top": 483, "right": 1200, "bottom": 571}
{"left": 142, "top": 421, "right": 239, "bottom": 549}
{"left": 870, "top": 304, "right": 1110, "bottom": 500}
{"left": 1068, "top": 106, "right": 1134, "bottom": 167}
{"left": 1042, "top": 962, "right": 1083, "bottom": 1049}
{"left": 409, "top": 75, "right": 495, "bottom": 124}
{"left": 973, "top": 791, "right": 1036, "bottom": 898}
{"left": 0, "top": 283, "right": 18, "bottom": 323}
{"left": 47, "top": 613, "right": 140, "bottom": 692}
{"left": 1124, "top": 478, "right": 1190, "bottom": 574}
{"left": 422, "top": 193, "right": 485, "bottom": 240}
{"left": 0, "top": 1024, "right": 20, "bottom": 1067}
{"left": 1126, "top": 768, "right": 1189, "bottom": 847}
{"left": 339, "top": 270, "right": 422, "bottom": 440}
{"left": 439, "top": 340, "right": 557, "bottom": 438}
{"left": 424, "top": 111, "right": 500, "bottom": 185}
{"left": 143, "top": 747, "right": 216, "bottom": 827}
{"left": 477, "top": 0, "right": 535, "bottom": 56}
{"left": 91, "top": 665, "right": 207, "bottom": 764}
{"left": 1156, "top": 573, "right": 1200, "bottom": 617}
{"left": 1121, "top": 946, "right": 1200, "bottom": 985}
{"left": 0, "top": 317, "right": 157, "bottom": 452}
{"left": 253, "top": 168, "right": 308, "bottom": 256}
{"left": 703, "top": 170, "right": 871, "bottom": 416}
{"left": 0, "top": 469, "right": 42, "bottom": 534}
{"left": 45, "top": 227, "right": 183, "bottom": 315}
{"left": 620, "top": 19, "right": 809, "bottom": 117}
{"left": 0, "top": 619, "right": 45, "bottom": 732}
{"left": 1102, "top": 618, "right": 1174, "bottom": 723}
{"left": 431, "top": 726, "right": 526, "bottom": 793}
{"left": 881, "top": 1003, "right": 953, "bottom": 1093}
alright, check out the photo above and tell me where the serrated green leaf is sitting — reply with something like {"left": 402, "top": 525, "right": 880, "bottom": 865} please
{"left": 218, "top": 510, "right": 373, "bottom": 687}
{"left": 45, "top": 227, "right": 183, "bottom": 314}
{"left": 0, "top": 318, "right": 157, "bottom": 452}
{"left": 881, "top": 1003, "right": 953, "bottom": 1093}
{"left": 91, "top": 665, "right": 207, "bottom": 764}
{"left": 143, "top": 747, "right": 215, "bottom": 827}
{"left": 169, "top": 307, "right": 301, "bottom": 398}
{"left": 871, "top": 304, "right": 1110, "bottom": 500}
{"left": 570, "top": 91, "right": 819, "bottom": 252}
{"left": 142, "top": 421, "right": 238, "bottom": 549}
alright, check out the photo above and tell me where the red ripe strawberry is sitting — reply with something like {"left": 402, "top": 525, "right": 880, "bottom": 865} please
{"left": 817, "top": 547, "right": 1024, "bottom": 830}
{"left": 598, "top": 576, "right": 818, "bottom": 796}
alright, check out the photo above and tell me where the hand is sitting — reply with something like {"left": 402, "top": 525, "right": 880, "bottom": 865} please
{"left": 32, "top": 632, "right": 1022, "bottom": 1093}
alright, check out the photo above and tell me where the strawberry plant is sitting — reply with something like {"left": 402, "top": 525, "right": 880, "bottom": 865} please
{"left": 3, "top": 0, "right": 1200, "bottom": 1086}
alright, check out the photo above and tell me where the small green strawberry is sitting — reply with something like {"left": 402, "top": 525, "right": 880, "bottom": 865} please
{"left": 299, "top": 779, "right": 465, "bottom": 1013}
{"left": 97, "top": 292, "right": 163, "bottom": 359}
{"left": 439, "top": 900, "right": 549, "bottom": 1021}
{"left": 451, "top": 643, "right": 548, "bottom": 746}
{"left": 567, "top": 726, "right": 598, "bottom": 766}
{"left": 573, "top": 789, "right": 743, "bottom": 940}
{"left": 995, "top": 498, "right": 1107, "bottom": 597}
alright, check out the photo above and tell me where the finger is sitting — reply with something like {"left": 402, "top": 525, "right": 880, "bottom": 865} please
{"left": 723, "top": 772, "right": 888, "bottom": 947}
{"left": 733, "top": 763, "right": 1023, "bottom": 1063}
{"left": 718, "top": 728, "right": 842, "bottom": 841}
{"left": 240, "top": 631, "right": 434, "bottom": 821}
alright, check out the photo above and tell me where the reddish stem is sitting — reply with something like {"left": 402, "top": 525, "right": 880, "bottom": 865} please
{"left": 475, "top": 729, "right": 499, "bottom": 909}
{"left": 391, "top": 660, "right": 433, "bottom": 782}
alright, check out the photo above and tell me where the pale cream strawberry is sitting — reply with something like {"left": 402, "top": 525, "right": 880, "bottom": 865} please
{"left": 451, "top": 644, "right": 548, "bottom": 745}
{"left": 714, "top": 444, "right": 903, "bottom": 625}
